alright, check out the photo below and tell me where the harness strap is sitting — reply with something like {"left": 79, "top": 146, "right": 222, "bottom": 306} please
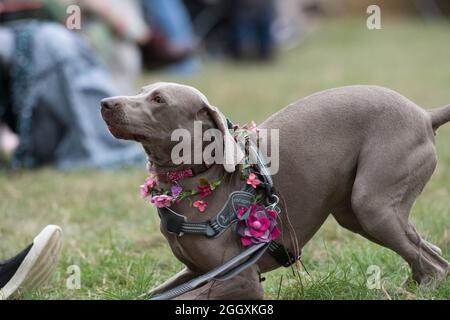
{"left": 158, "top": 187, "right": 300, "bottom": 267}
{"left": 159, "top": 187, "right": 256, "bottom": 237}
{"left": 268, "top": 241, "right": 299, "bottom": 267}
{"left": 147, "top": 118, "right": 301, "bottom": 300}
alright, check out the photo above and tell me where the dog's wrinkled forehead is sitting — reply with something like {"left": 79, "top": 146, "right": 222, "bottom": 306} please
{"left": 140, "top": 82, "right": 210, "bottom": 106}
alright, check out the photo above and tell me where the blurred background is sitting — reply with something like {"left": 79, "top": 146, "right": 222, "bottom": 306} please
{"left": 1, "top": 0, "right": 450, "bottom": 170}
{"left": 0, "top": 0, "right": 449, "bottom": 299}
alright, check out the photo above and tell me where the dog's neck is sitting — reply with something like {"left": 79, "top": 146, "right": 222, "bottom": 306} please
{"left": 143, "top": 141, "right": 217, "bottom": 183}
{"left": 147, "top": 161, "right": 213, "bottom": 183}
{"left": 148, "top": 160, "right": 243, "bottom": 219}
{"left": 143, "top": 144, "right": 244, "bottom": 221}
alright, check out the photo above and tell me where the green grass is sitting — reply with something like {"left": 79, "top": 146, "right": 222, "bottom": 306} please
{"left": 1, "top": 18, "right": 450, "bottom": 300}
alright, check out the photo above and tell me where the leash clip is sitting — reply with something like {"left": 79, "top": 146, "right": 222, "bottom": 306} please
{"left": 267, "top": 194, "right": 281, "bottom": 213}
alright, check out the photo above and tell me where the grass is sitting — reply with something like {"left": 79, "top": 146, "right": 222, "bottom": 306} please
{"left": 1, "top": 18, "right": 450, "bottom": 300}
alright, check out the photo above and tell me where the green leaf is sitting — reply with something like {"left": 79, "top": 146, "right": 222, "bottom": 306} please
{"left": 211, "top": 180, "right": 221, "bottom": 189}
{"left": 254, "top": 193, "right": 263, "bottom": 203}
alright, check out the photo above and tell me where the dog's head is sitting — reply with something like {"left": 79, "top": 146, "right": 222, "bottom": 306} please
{"left": 101, "top": 82, "right": 240, "bottom": 172}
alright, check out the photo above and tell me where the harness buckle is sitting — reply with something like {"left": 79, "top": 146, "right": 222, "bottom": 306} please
{"left": 266, "top": 194, "right": 280, "bottom": 211}
{"left": 205, "top": 224, "right": 217, "bottom": 238}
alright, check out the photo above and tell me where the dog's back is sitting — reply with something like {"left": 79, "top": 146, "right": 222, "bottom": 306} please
{"left": 259, "top": 85, "right": 450, "bottom": 284}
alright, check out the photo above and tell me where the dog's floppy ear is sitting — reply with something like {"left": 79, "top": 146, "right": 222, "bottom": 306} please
{"left": 202, "top": 104, "right": 244, "bottom": 172}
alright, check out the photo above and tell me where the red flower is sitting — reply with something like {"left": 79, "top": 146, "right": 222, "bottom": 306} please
{"left": 197, "top": 184, "right": 212, "bottom": 198}
{"left": 167, "top": 169, "right": 193, "bottom": 182}
{"left": 237, "top": 204, "right": 280, "bottom": 246}
{"left": 237, "top": 207, "right": 247, "bottom": 219}
{"left": 193, "top": 200, "right": 208, "bottom": 213}
{"left": 246, "top": 173, "right": 261, "bottom": 189}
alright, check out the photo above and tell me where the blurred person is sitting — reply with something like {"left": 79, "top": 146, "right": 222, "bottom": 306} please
{"left": 48, "top": 0, "right": 196, "bottom": 76}
{"left": 44, "top": 0, "right": 149, "bottom": 94}
{"left": 272, "top": 0, "right": 311, "bottom": 49}
{"left": 229, "top": 0, "right": 276, "bottom": 60}
{"left": 0, "top": 20, "right": 143, "bottom": 169}
{"left": 0, "top": 225, "right": 63, "bottom": 300}
{"left": 0, "top": 0, "right": 194, "bottom": 93}
{"left": 72, "top": 0, "right": 195, "bottom": 73}
{"left": 184, "top": 0, "right": 277, "bottom": 60}
{"left": 141, "top": 0, "right": 198, "bottom": 73}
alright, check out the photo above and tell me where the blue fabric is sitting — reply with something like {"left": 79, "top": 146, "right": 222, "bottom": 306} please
{"left": 230, "top": 0, "right": 275, "bottom": 57}
{"left": 143, "top": 0, "right": 193, "bottom": 46}
{"left": 142, "top": 0, "right": 199, "bottom": 75}
{"left": 5, "top": 21, "right": 144, "bottom": 169}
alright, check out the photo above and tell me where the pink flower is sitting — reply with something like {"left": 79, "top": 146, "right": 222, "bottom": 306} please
{"left": 150, "top": 194, "right": 173, "bottom": 208}
{"left": 267, "top": 209, "right": 278, "bottom": 220}
{"left": 241, "top": 237, "right": 253, "bottom": 246}
{"left": 193, "top": 200, "right": 208, "bottom": 213}
{"left": 270, "top": 225, "right": 281, "bottom": 240}
{"left": 145, "top": 176, "right": 158, "bottom": 188}
{"left": 246, "top": 121, "right": 260, "bottom": 133}
{"left": 197, "top": 185, "right": 212, "bottom": 198}
{"left": 140, "top": 175, "right": 158, "bottom": 198}
{"left": 139, "top": 184, "right": 150, "bottom": 198}
{"left": 247, "top": 214, "right": 271, "bottom": 237}
{"left": 237, "top": 204, "right": 280, "bottom": 246}
{"left": 237, "top": 207, "right": 247, "bottom": 219}
{"left": 246, "top": 173, "right": 261, "bottom": 189}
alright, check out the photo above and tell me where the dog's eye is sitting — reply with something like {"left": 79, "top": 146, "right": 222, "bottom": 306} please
{"left": 152, "top": 95, "right": 164, "bottom": 104}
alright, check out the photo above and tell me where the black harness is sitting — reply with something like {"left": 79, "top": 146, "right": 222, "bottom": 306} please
{"left": 149, "top": 121, "right": 300, "bottom": 300}
{"left": 158, "top": 184, "right": 297, "bottom": 268}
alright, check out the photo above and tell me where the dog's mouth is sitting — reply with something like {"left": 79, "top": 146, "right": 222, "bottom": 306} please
{"left": 100, "top": 105, "right": 147, "bottom": 142}
{"left": 132, "top": 134, "right": 146, "bottom": 142}
{"left": 101, "top": 108, "right": 132, "bottom": 139}
{"left": 105, "top": 124, "right": 130, "bottom": 139}
{"left": 104, "top": 121, "right": 146, "bottom": 142}
{"left": 101, "top": 102, "right": 150, "bottom": 142}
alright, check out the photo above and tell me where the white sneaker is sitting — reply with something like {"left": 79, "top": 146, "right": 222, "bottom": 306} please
{"left": 0, "top": 125, "right": 19, "bottom": 155}
{"left": 0, "top": 225, "right": 63, "bottom": 300}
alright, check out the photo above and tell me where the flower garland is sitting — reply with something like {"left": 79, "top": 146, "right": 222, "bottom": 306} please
{"left": 139, "top": 121, "right": 281, "bottom": 245}
{"left": 139, "top": 170, "right": 263, "bottom": 214}
{"left": 139, "top": 175, "right": 222, "bottom": 213}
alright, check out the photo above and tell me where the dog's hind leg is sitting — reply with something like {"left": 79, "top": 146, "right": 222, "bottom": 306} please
{"left": 332, "top": 202, "right": 448, "bottom": 279}
{"left": 332, "top": 202, "right": 385, "bottom": 247}
{"left": 350, "top": 141, "right": 449, "bottom": 286}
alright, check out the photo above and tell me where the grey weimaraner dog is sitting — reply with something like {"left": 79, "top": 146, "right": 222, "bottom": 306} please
{"left": 101, "top": 83, "right": 450, "bottom": 299}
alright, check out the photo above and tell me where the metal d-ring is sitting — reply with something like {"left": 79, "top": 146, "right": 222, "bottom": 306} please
{"left": 266, "top": 194, "right": 279, "bottom": 209}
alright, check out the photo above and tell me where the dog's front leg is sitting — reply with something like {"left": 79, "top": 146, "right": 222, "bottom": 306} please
{"left": 173, "top": 267, "right": 264, "bottom": 300}
{"left": 147, "top": 267, "right": 198, "bottom": 297}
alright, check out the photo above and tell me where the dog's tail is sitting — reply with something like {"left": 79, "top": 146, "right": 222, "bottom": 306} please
{"left": 429, "top": 104, "right": 450, "bottom": 131}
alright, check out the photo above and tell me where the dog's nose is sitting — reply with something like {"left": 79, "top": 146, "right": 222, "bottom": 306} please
{"left": 101, "top": 98, "right": 118, "bottom": 110}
